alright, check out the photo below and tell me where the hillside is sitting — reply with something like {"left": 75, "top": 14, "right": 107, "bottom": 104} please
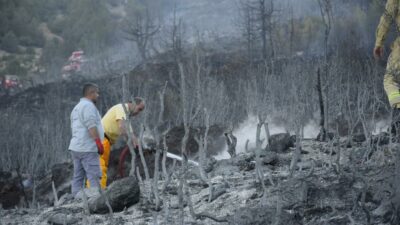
{"left": 0, "top": 0, "right": 385, "bottom": 86}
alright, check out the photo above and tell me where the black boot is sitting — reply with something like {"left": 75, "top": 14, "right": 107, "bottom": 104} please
{"left": 391, "top": 108, "right": 400, "bottom": 142}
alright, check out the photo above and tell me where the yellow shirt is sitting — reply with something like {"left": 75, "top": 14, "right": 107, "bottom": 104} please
{"left": 102, "top": 103, "right": 131, "bottom": 143}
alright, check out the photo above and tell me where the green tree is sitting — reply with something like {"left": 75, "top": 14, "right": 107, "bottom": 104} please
{"left": 40, "top": 38, "right": 65, "bottom": 74}
{"left": 0, "top": 1, "right": 16, "bottom": 37}
{"left": 11, "top": 7, "right": 31, "bottom": 37}
{"left": 19, "top": 18, "right": 45, "bottom": 47}
{"left": 0, "top": 12, "right": 9, "bottom": 37}
{"left": 2, "top": 31, "right": 19, "bottom": 53}
{"left": 5, "top": 59, "right": 27, "bottom": 76}
{"left": 61, "top": 0, "right": 116, "bottom": 54}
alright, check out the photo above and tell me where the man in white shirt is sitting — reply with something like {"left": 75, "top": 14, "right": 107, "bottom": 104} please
{"left": 68, "top": 83, "right": 104, "bottom": 197}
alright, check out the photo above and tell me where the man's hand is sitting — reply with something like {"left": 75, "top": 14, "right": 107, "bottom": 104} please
{"left": 374, "top": 46, "right": 384, "bottom": 60}
{"left": 95, "top": 138, "right": 104, "bottom": 155}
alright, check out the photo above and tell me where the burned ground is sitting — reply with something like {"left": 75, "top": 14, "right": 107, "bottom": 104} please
{"left": 1, "top": 138, "right": 398, "bottom": 224}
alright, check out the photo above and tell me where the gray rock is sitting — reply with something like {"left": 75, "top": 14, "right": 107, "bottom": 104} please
{"left": 371, "top": 132, "right": 390, "bottom": 146}
{"left": 352, "top": 133, "right": 366, "bottom": 143}
{"left": 88, "top": 176, "right": 140, "bottom": 214}
{"left": 57, "top": 193, "right": 75, "bottom": 205}
{"left": 163, "top": 125, "right": 226, "bottom": 157}
{"left": 203, "top": 157, "right": 217, "bottom": 173}
{"left": 47, "top": 213, "right": 80, "bottom": 225}
{"left": 0, "top": 171, "right": 22, "bottom": 209}
{"left": 267, "top": 133, "right": 295, "bottom": 153}
{"left": 372, "top": 200, "right": 392, "bottom": 219}
{"left": 261, "top": 151, "right": 278, "bottom": 165}
{"left": 349, "top": 148, "right": 367, "bottom": 164}
{"left": 34, "top": 162, "right": 73, "bottom": 205}
{"left": 231, "top": 152, "right": 255, "bottom": 171}
{"left": 229, "top": 206, "right": 301, "bottom": 225}
{"left": 209, "top": 182, "right": 229, "bottom": 202}
{"left": 74, "top": 188, "right": 100, "bottom": 201}
{"left": 316, "top": 131, "right": 335, "bottom": 141}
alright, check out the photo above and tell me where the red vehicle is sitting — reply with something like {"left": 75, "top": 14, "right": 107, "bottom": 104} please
{"left": 3, "top": 75, "right": 21, "bottom": 88}
{"left": 0, "top": 75, "right": 23, "bottom": 95}
{"left": 68, "top": 50, "right": 84, "bottom": 62}
{"left": 62, "top": 50, "right": 85, "bottom": 79}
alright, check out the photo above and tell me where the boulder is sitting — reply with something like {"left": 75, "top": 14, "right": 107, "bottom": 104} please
{"left": 352, "top": 133, "right": 366, "bottom": 143}
{"left": 88, "top": 176, "right": 140, "bottom": 214}
{"left": 349, "top": 148, "right": 368, "bottom": 164}
{"left": 47, "top": 213, "right": 80, "bottom": 225}
{"left": 316, "top": 131, "right": 335, "bottom": 141}
{"left": 266, "top": 133, "right": 295, "bottom": 153}
{"left": 0, "top": 171, "right": 23, "bottom": 209}
{"left": 261, "top": 151, "right": 278, "bottom": 165}
{"left": 209, "top": 182, "right": 229, "bottom": 202}
{"left": 203, "top": 157, "right": 217, "bottom": 173}
{"left": 231, "top": 152, "right": 255, "bottom": 171}
{"left": 163, "top": 125, "right": 226, "bottom": 156}
{"left": 74, "top": 187, "right": 101, "bottom": 201}
{"left": 371, "top": 132, "right": 390, "bottom": 146}
{"left": 34, "top": 162, "right": 73, "bottom": 205}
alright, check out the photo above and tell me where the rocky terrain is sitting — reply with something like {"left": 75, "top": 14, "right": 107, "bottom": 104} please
{"left": 1, "top": 131, "right": 398, "bottom": 225}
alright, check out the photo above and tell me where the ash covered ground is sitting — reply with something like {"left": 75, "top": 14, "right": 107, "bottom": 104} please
{"left": 1, "top": 131, "right": 398, "bottom": 225}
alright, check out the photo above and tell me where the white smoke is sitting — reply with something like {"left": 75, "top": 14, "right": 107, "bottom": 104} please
{"left": 215, "top": 116, "right": 391, "bottom": 160}
{"left": 215, "top": 115, "right": 320, "bottom": 160}
{"left": 373, "top": 120, "right": 389, "bottom": 135}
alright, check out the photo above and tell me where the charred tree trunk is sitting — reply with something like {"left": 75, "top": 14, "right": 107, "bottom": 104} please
{"left": 225, "top": 132, "right": 237, "bottom": 158}
{"left": 260, "top": 0, "right": 267, "bottom": 61}
{"left": 317, "top": 68, "right": 327, "bottom": 141}
{"left": 121, "top": 74, "right": 137, "bottom": 177}
{"left": 317, "top": 0, "right": 332, "bottom": 142}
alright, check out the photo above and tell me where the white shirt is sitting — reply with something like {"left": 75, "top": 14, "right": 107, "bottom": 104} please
{"left": 68, "top": 98, "right": 104, "bottom": 152}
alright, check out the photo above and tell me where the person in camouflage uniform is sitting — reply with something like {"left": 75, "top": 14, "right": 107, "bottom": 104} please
{"left": 374, "top": 0, "right": 400, "bottom": 136}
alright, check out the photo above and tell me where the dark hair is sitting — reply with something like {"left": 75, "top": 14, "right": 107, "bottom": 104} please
{"left": 82, "top": 83, "right": 98, "bottom": 96}
{"left": 129, "top": 97, "right": 145, "bottom": 105}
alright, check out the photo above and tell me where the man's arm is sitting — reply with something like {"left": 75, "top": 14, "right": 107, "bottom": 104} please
{"left": 118, "top": 119, "right": 139, "bottom": 147}
{"left": 375, "top": 0, "right": 398, "bottom": 48}
{"left": 118, "top": 119, "right": 127, "bottom": 136}
{"left": 81, "top": 104, "right": 100, "bottom": 138}
{"left": 89, "top": 126, "right": 104, "bottom": 155}
{"left": 88, "top": 126, "right": 100, "bottom": 140}
{"left": 115, "top": 105, "right": 139, "bottom": 147}
{"left": 81, "top": 104, "right": 104, "bottom": 154}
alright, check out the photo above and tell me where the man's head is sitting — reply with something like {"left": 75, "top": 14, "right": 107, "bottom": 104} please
{"left": 128, "top": 97, "right": 145, "bottom": 116}
{"left": 82, "top": 83, "right": 99, "bottom": 104}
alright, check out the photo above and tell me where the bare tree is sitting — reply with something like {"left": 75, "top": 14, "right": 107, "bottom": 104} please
{"left": 238, "top": 0, "right": 276, "bottom": 62}
{"left": 238, "top": 0, "right": 258, "bottom": 61}
{"left": 316, "top": 68, "right": 328, "bottom": 141}
{"left": 259, "top": 0, "right": 275, "bottom": 61}
{"left": 317, "top": 0, "right": 333, "bottom": 141}
{"left": 169, "top": 6, "right": 185, "bottom": 60}
{"left": 123, "top": 8, "right": 160, "bottom": 61}
{"left": 255, "top": 115, "right": 267, "bottom": 191}
{"left": 177, "top": 60, "right": 199, "bottom": 225}
{"left": 225, "top": 131, "right": 237, "bottom": 158}
{"left": 120, "top": 74, "right": 139, "bottom": 178}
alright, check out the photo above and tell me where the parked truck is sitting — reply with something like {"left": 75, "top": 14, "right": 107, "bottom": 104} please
{"left": 61, "top": 50, "right": 86, "bottom": 80}
{"left": 0, "top": 75, "right": 23, "bottom": 96}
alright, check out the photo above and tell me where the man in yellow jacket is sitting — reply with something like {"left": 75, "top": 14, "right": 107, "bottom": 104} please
{"left": 374, "top": 0, "right": 400, "bottom": 136}
{"left": 88, "top": 97, "right": 145, "bottom": 188}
